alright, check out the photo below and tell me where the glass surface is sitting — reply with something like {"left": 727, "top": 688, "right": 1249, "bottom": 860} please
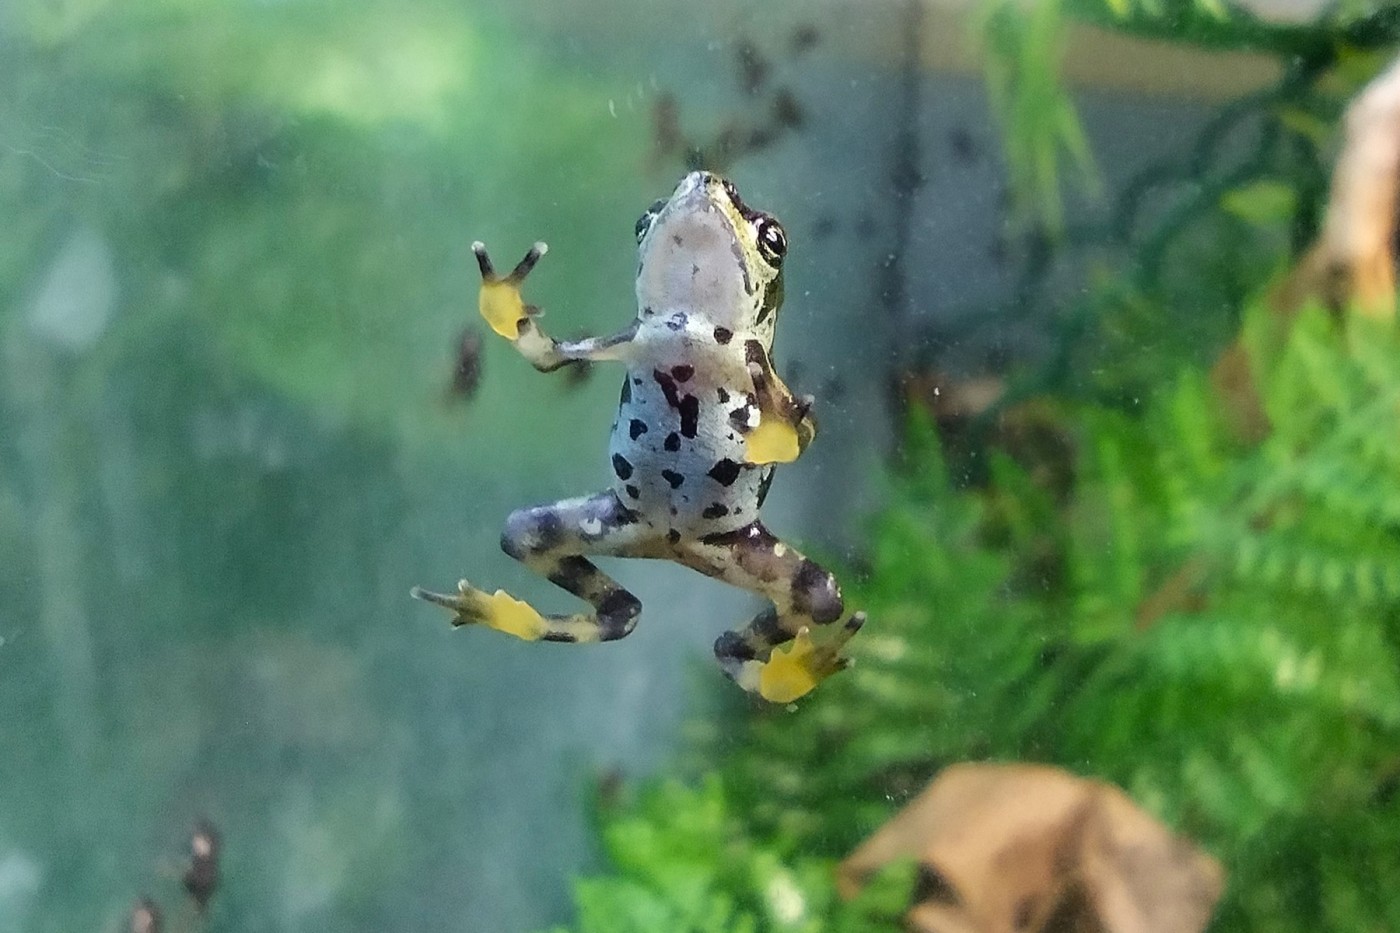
{"left": 3, "top": 1, "right": 1396, "bottom": 931}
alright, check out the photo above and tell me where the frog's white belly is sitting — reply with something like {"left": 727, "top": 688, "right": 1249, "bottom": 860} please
{"left": 606, "top": 360, "right": 766, "bottom": 534}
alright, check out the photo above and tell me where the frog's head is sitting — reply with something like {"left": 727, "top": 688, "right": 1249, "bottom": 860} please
{"left": 635, "top": 171, "right": 786, "bottom": 332}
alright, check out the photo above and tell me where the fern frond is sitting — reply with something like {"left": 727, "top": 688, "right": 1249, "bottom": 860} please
{"left": 972, "top": 0, "right": 1099, "bottom": 233}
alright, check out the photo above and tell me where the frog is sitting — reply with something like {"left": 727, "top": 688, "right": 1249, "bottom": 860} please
{"left": 411, "top": 171, "right": 864, "bottom": 703}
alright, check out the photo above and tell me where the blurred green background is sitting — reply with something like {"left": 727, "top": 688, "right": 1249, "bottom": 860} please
{"left": 1, "top": 3, "right": 686, "bottom": 930}
{"left": 4, "top": 0, "right": 1400, "bottom": 931}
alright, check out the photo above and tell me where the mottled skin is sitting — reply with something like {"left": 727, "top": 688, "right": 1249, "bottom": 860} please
{"left": 412, "top": 171, "right": 863, "bottom": 702}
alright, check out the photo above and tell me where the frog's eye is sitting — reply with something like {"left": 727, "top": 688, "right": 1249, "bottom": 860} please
{"left": 756, "top": 218, "right": 787, "bottom": 265}
{"left": 635, "top": 200, "right": 666, "bottom": 244}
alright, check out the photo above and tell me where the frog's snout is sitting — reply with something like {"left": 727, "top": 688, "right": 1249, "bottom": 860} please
{"left": 670, "top": 170, "right": 712, "bottom": 206}
{"left": 672, "top": 170, "right": 741, "bottom": 210}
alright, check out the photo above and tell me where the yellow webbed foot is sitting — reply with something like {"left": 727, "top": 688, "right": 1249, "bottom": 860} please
{"left": 479, "top": 279, "right": 528, "bottom": 339}
{"left": 757, "top": 628, "right": 824, "bottom": 702}
{"left": 472, "top": 241, "right": 548, "bottom": 340}
{"left": 756, "top": 613, "right": 866, "bottom": 703}
{"left": 477, "top": 588, "right": 550, "bottom": 640}
{"left": 744, "top": 416, "right": 801, "bottom": 465}
{"left": 411, "top": 580, "right": 549, "bottom": 642}
{"left": 744, "top": 389, "right": 815, "bottom": 465}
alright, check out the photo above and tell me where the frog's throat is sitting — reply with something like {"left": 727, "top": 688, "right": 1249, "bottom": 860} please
{"left": 479, "top": 280, "right": 527, "bottom": 339}
{"left": 744, "top": 417, "right": 801, "bottom": 465}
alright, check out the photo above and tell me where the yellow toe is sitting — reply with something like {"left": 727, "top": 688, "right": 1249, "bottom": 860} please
{"left": 479, "top": 281, "right": 527, "bottom": 339}
{"left": 758, "top": 629, "right": 821, "bottom": 703}
{"left": 482, "top": 589, "right": 547, "bottom": 641}
{"left": 744, "top": 417, "right": 800, "bottom": 465}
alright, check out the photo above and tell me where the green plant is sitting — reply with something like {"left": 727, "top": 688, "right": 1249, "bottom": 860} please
{"left": 552, "top": 2, "right": 1400, "bottom": 923}
{"left": 545, "top": 779, "right": 914, "bottom": 933}
{"left": 556, "top": 292, "right": 1400, "bottom": 930}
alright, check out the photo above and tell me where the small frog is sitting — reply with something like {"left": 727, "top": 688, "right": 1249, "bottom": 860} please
{"left": 412, "top": 171, "right": 863, "bottom": 702}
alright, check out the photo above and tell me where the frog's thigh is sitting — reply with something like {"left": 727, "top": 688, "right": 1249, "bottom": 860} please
{"left": 500, "top": 490, "right": 657, "bottom": 642}
{"left": 678, "top": 521, "right": 844, "bottom": 653}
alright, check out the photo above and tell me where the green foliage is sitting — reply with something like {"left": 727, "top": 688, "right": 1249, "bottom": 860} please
{"left": 973, "top": 0, "right": 1098, "bottom": 233}
{"left": 0, "top": 0, "right": 650, "bottom": 463}
{"left": 547, "top": 779, "right": 913, "bottom": 933}
{"left": 551, "top": 10, "right": 1400, "bottom": 932}
{"left": 967, "top": 0, "right": 1400, "bottom": 410}
{"left": 1219, "top": 180, "right": 1297, "bottom": 226}
{"left": 558, "top": 294, "right": 1400, "bottom": 931}
{"left": 549, "top": 11, "right": 1400, "bottom": 923}
{"left": 968, "top": 0, "right": 1398, "bottom": 235}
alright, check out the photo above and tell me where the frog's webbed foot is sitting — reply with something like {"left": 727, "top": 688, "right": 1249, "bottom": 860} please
{"left": 745, "top": 414, "right": 801, "bottom": 465}
{"left": 745, "top": 392, "right": 817, "bottom": 465}
{"left": 679, "top": 521, "right": 864, "bottom": 703}
{"left": 410, "top": 580, "right": 550, "bottom": 641}
{"left": 743, "top": 358, "right": 817, "bottom": 465}
{"left": 473, "top": 240, "right": 547, "bottom": 340}
{"left": 413, "top": 490, "right": 651, "bottom": 646}
{"left": 752, "top": 613, "right": 865, "bottom": 703}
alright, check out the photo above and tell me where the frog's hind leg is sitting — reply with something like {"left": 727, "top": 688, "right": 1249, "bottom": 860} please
{"left": 412, "top": 491, "right": 656, "bottom": 644}
{"left": 677, "top": 522, "right": 865, "bottom": 703}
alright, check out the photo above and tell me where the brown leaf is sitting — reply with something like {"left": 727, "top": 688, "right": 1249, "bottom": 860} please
{"left": 1213, "top": 53, "right": 1400, "bottom": 441}
{"left": 839, "top": 763, "right": 1224, "bottom": 933}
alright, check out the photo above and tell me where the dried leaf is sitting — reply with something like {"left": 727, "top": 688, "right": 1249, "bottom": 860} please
{"left": 839, "top": 763, "right": 1224, "bottom": 933}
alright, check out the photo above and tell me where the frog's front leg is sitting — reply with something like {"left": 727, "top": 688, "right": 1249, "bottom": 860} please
{"left": 473, "top": 241, "right": 637, "bottom": 372}
{"left": 742, "top": 339, "right": 817, "bottom": 465}
{"left": 412, "top": 490, "right": 658, "bottom": 643}
{"left": 678, "top": 523, "right": 864, "bottom": 703}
